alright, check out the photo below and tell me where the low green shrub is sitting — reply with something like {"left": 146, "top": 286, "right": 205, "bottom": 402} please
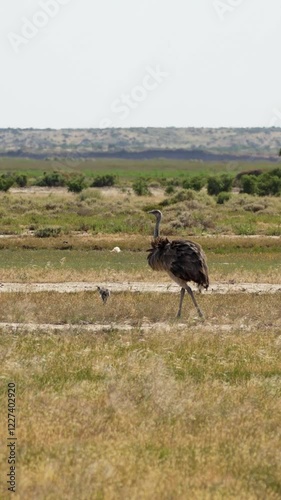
{"left": 14, "top": 174, "right": 28, "bottom": 187}
{"left": 182, "top": 175, "right": 205, "bottom": 191}
{"left": 132, "top": 178, "right": 151, "bottom": 196}
{"left": 91, "top": 174, "right": 116, "bottom": 187}
{"left": 35, "top": 171, "right": 66, "bottom": 187}
{"left": 0, "top": 174, "right": 14, "bottom": 192}
{"left": 67, "top": 176, "right": 86, "bottom": 193}
{"left": 207, "top": 174, "right": 233, "bottom": 196}
{"left": 34, "top": 227, "right": 62, "bottom": 238}
{"left": 217, "top": 192, "right": 231, "bottom": 204}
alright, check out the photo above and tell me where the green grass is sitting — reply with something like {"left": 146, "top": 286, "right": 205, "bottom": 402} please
{"left": 0, "top": 245, "right": 281, "bottom": 283}
{"left": 1, "top": 172, "right": 281, "bottom": 236}
{"left": 0, "top": 249, "right": 145, "bottom": 272}
{"left": 0, "top": 157, "right": 278, "bottom": 181}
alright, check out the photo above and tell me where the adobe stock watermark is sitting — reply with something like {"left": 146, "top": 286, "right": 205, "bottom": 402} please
{"left": 269, "top": 108, "right": 281, "bottom": 127}
{"left": 99, "top": 65, "right": 169, "bottom": 128}
{"left": 8, "top": 0, "right": 72, "bottom": 53}
{"left": 213, "top": 0, "right": 246, "bottom": 21}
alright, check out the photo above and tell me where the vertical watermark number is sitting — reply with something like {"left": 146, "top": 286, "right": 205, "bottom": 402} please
{"left": 7, "top": 383, "right": 16, "bottom": 493}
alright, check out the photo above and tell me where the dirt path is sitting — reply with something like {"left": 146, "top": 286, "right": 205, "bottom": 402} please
{"left": 0, "top": 320, "right": 260, "bottom": 335}
{"left": 1, "top": 317, "right": 280, "bottom": 335}
{"left": 0, "top": 281, "right": 281, "bottom": 294}
{"left": 1, "top": 281, "right": 280, "bottom": 334}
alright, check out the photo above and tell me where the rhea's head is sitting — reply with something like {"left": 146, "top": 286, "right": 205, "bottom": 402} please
{"left": 148, "top": 209, "right": 162, "bottom": 220}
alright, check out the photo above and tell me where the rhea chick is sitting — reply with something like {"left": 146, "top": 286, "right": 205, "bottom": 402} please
{"left": 97, "top": 286, "right": 110, "bottom": 304}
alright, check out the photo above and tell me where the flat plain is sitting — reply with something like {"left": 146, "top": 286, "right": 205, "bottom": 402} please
{"left": 0, "top": 175, "right": 281, "bottom": 499}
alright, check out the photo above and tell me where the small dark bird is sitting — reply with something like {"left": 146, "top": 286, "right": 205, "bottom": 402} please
{"left": 147, "top": 210, "right": 209, "bottom": 318}
{"left": 97, "top": 286, "right": 110, "bottom": 304}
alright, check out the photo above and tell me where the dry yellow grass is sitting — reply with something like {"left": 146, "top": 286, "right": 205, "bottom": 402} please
{"left": 2, "top": 264, "right": 281, "bottom": 286}
{"left": 0, "top": 322, "right": 281, "bottom": 499}
{"left": 1, "top": 187, "right": 281, "bottom": 498}
{"left": 0, "top": 290, "right": 281, "bottom": 327}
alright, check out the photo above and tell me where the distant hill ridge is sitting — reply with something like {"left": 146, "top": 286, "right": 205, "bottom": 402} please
{"left": 0, "top": 127, "right": 280, "bottom": 160}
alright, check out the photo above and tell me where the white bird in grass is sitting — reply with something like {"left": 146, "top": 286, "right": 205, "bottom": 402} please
{"left": 111, "top": 246, "right": 121, "bottom": 253}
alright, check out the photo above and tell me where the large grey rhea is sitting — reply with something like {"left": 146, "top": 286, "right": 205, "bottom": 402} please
{"left": 147, "top": 210, "right": 209, "bottom": 318}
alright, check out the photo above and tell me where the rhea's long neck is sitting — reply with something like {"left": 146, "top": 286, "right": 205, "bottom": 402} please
{"left": 154, "top": 214, "right": 161, "bottom": 238}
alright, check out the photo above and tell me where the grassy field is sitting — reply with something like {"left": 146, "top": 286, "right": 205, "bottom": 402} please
{"left": 0, "top": 157, "right": 277, "bottom": 180}
{"left": 1, "top": 184, "right": 281, "bottom": 236}
{"left": 1, "top": 322, "right": 281, "bottom": 499}
{"left": 0, "top": 245, "right": 280, "bottom": 284}
{"left": 0, "top": 165, "right": 281, "bottom": 498}
{"left": 0, "top": 289, "right": 280, "bottom": 325}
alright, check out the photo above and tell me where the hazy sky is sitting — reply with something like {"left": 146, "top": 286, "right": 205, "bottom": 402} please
{"left": 1, "top": 0, "right": 281, "bottom": 128}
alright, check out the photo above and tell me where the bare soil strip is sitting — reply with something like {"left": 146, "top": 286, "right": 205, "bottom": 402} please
{"left": 0, "top": 320, "right": 251, "bottom": 334}
{"left": 0, "top": 281, "right": 281, "bottom": 294}
{"left": 0, "top": 321, "right": 134, "bottom": 333}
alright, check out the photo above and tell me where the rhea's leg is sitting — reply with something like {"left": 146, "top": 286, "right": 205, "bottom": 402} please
{"left": 176, "top": 288, "right": 185, "bottom": 318}
{"left": 185, "top": 285, "right": 204, "bottom": 318}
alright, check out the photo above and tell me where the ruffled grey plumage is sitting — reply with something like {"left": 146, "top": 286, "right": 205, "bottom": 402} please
{"left": 147, "top": 210, "right": 209, "bottom": 318}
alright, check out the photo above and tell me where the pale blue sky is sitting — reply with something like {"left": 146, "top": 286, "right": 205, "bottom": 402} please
{"left": 1, "top": 0, "right": 281, "bottom": 128}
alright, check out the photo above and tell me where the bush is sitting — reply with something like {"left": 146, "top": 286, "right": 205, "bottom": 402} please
{"left": 240, "top": 175, "right": 257, "bottom": 195}
{"left": 160, "top": 189, "right": 195, "bottom": 207}
{"left": 79, "top": 189, "right": 102, "bottom": 201}
{"left": 256, "top": 174, "right": 281, "bottom": 196}
{"left": 235, "top": 169, "right": 263, "bottom": 184}
{"left": 132, "top": 178, "right": 151, "bottom": 196}
{"left": 165, "top": 185, "right": 175, "bottom": 195}
{"left": 0, "top": 174, "right": 14, "bottom": 192}
{"left": 207, "top": 174, "right": 233, "bottom": 196}
{"left": 36, "top": 171, "right": 66, "bottom": 187}
{"left": 165, "top": 178, "right": 180, "bottom": 187}
{"left": 243, "top": 203, "right": 265, "bottom": 213}
{"left": 35, "top": 227, "right": 62, "bottom": 238}
{"left": 173, "top": 189, "right": 195, "bottom": 202}
{"left": 14, "top": 174, "right": 28, "bottom": 187}
{"left": 270, "top": 167, "right": 281, "bottom": 178}
{"left": 67, "top": 176, "right": 86, "bottom": 193}
{"left": 217, "top": 192, "right": 231, "bottom": 204}
{"left": 237, "top": 168, "right": 281, "bottom": 196}
{"left": 182, "top": 176, "right": 205, "bottom": 191}
{"left": 91, "top": 174, "right": 116, "bottom": 187}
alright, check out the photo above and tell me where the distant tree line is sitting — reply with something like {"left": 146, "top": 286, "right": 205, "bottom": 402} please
{"left": 2, "top": 167, "right": 281, "bottom": 200}
{"left": 0, "top": 171, "right": 117, "bottom": 193}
